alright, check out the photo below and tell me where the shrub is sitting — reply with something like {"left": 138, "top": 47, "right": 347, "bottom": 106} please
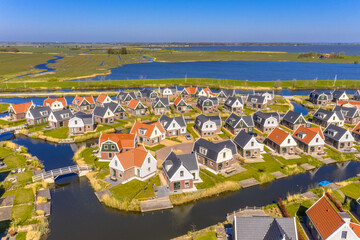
{"left": 326, "top": 192, "right": 344, "bottom": 212}
{"left": 278, "top": 197, "right": 291, "bottom": 217}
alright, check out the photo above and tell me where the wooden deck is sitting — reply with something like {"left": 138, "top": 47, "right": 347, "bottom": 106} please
{"left": 140, "top": 196, "right": 173, "bottom": 212}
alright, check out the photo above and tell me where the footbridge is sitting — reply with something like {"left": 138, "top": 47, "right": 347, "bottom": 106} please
{"left": 32, "top": 165, "right": 92, "bottom": 182}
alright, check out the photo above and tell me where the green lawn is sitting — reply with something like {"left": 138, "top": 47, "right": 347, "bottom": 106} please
{"left": 136, "top": 175, "right": 161, "bottom": 199}
{"left": 0, "top": 103, "right": 9, "bottom": 112}
{"left": 0, "top": 147, "right": 13, "bottom": 158}
{"left": 248, "top": 154, "right": 283, "bottom": 173}
{"left": 16, "top": 170, "right": 33, "bottom": 184}
{"left": 3, "top": 154, "right": 27, "bottom": 169}
{"left": 0, "top": 119, "right": 26, "bottom": 128}
{"left": 145, "top": 144, "right": 165, "bottom": 151}
{"left": 187, "top": 123, "right": 199, "bottom": 139}
{"left": 285, "top": 200, "right": 313, "bottom": 217}
{"left": 43, "top": 127, "right": 69, "bottom": 139}
{"left": 11, "top": 204, "right": 34, "bottom": 225}
{"left": 194, "top": 231, "right": 217, "bottom": 240}
{"left": 15, "top": 232, "right": 27, "bottom": 240}
{"left": 340, "top": 183, "right": 360, "bottom": 200}
{"left": 110, "top": 179, "right": 147, "bottom": 201}
{"left": 195, "top": 171, "right": 217, "bottom": 189}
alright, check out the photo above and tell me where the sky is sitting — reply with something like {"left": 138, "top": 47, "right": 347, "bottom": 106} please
{"left": 0, "top": 0, "right": 359, "bottom": 43}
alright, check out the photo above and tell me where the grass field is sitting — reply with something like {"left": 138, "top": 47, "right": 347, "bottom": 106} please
{"left": 43, "top": 127, "right": 69, "bottom": 139}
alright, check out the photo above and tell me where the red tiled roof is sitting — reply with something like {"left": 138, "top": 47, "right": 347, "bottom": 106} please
{"left": 306, "top": 196, "right": 345, "bottom": 239}
{"left": 72, "top": 96, "right": 94, "bottom": 106}
{"left": 10, "top": 102, "right": 33, "bottom": 114}
{"left": 174, "top": 96, "right": 183, "bottom": 106}
{"left": 202, "top": 88, "right": 215, "bottom": 96}
{"left": 115, "top": 146, "right": 148, "bottom": 170}
{"left": 185, "top": 86, "right": 197, "bottom": 94}
{"left": 43, "top": 97, "right": 67, "bottom": 107}
{"left": 353, "top": 122, "right": 360, "bottom": 135}
{"left": 350, "top": 223, "right": 360, "bottom": 238}
{"left": 293, "top": 126, "right": 324, "bottom": 144}
{"left": 337, "top": 100, "right": 360, "bottom": 110}
{"left": 267, "top": 127, "right": 290, "bottom": 145}
{"left": 99, "top": 133, "right": 136, "bottom": 150}
{"left": 127, "top": 99, "right": 140, "bottom": 109}
{"left": 130, "top": 122, "right": 165, "bottom": 137}
{"left": 96, "top": 94, "right": 109, "bottom": 103}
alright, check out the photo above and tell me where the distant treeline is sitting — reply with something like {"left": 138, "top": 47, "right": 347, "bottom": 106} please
{"left": 298, "top": 51, "right": 346, "bottom": 59}
{"left": 107, "top": 47, "right": 129, "bottom": 55}
{"left": 0, "top": 47, "right": 19, "bottom": 52}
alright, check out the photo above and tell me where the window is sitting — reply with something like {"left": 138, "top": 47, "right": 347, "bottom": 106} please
{"left": 104, "top": 145, "right": 108, "bottom": 150}
{"left": 119, "top": 172, "right": 122, "bottom": 178}
{"left": 109, "top": 153, "right": 112, "bottom": 158}
{"left": 114, "top": 160, "right": 117, "bottom": 166}
{"left": 75, "top": 120, "right": 78, "bottom": 125}
{"left": 111, "top": 145, "right": 115, "bottom": 150}
{"left": 199, "top": 147, "right": 207, "bottom": 155}
{"left": 148, "top": 167, "right": 151, "bottom": 172}
{"left": 346, "top": 134, "right": 348, "bottom": 139}
{"left": 316, "top": 138, "right": 319, "bottom": 143}
{"left": 173, "top": 123, "right": 175, "bottom": 128}
{"left": 148, "top": 157, "right": 151, "bottom": 164}
{"left": 251, "top": 141, "right": 254, "bottom": 147}
{"left": 185, "top": 181, "right": 190, "bottom": 188}
{"left": 223, "top": 152, "right": 226, "bottom": 158}
{"left": 226, "top": 161, "right": 229, "bottom": 166}
{"left": 180, "top": 171, "right": 184, "bottom": 177}
{"left": 288, "top": 139, "right": 290, "bottom": 144}
{"left": 341, "top": 231, "right": 347, "bottom": 239}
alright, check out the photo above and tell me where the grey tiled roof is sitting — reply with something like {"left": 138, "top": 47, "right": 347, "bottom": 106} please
{"left": 233, "top": 130, "right": 253, "bottom": 148}
{"left": 197, "top": 96, "right": 219, "bottom": 106}
{"left": 313, "top": 108, "right": 344, "bottom": 122}
{"left": 254, "top": 90, "right": 274, "bottom": 97}
{"left": 324, "top": 124, "right": 348, "bottom": 141}
{"left": 51, "top": 109, "right": 73, "bottom": 121}
{"left": 193, "top": 138, "right": 237, "bottom": 161}
{"left": 224, "top": 97, "right": 244, "bottom": 107}
{"left": 282, "top": 111, "right": 302, "bottom": 124}
{"left": 74, "top": 111, "right": 93, "bottom": 125}
{"left": 253, "top": 111, "right": 280, "bottom": 125}
{"left": 195, "top": 114, "right": 221, "bottom": 129}
{"left": 225, "top": 113, "right": 254, "bottom": 128}
{"left": 233, "top": 216, "right": 297, "bottom": 240}
{"left": 246, "top": 94, "right": 266, "bottom": 104}
{"left": 162, "top": 152, "right": 198, "bottom": 179}
{"left": 333, "top": 105, "right": 358, "bottom": 118}
{"left": 218, "top": 89, "right": 235, "bottom": 98}
{"left": 138, "top": 89, "right": 156, "bottom": 98}
{"left": 332, "top": 89, "right": 346, "bottom": 100}
{"left": 28, "top": 106, "right": 51, "bottom": 119}
{"left": 116, "top": 91, "right": 136, "bottom": 100}
{"left": 159, "top": 86, "right": 177, "bottom": 94}
{"left": 152, "top": 97, "right": 170, "bottom": 108}
{"left": 159, "top": 115, "right": 186, "bottom": 130}
{"left": 104, "top": 101, "right": 123, "bottom": 112}
{"left": 309, "top": 90, "right": 333, "bottom": 100}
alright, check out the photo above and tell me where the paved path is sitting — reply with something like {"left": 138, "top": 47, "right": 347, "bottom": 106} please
{"left": 239, "top": 178, "right": 260, "bottom": 188}
{"left": 155, "top": 142, "right": 194, "bottom": 160}
{"left": 140, "top": 196, "right": 173, "bottom": 212}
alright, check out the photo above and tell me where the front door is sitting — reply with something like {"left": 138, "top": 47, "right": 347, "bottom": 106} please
{"left": 60, "top": 121, "right": 63, "bottom": 127}
{"left": 174, "top": 182, "right": 181, "bottom": 191}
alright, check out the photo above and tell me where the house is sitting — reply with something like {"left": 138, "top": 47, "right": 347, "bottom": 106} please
{"left": 323, "top": 124, "right": 354, "bottom": 151}
{"left": 281, "top": 110, "right": 310, "bottom": 130}
{"left": 333, "top": 105, "right": 360, "bottom": 125}
{"left": 43, "top": 97, "right": 67, "bottom": 111}
{"left": 95, "top": 94, "right": 112, "bottom": 106}
{"left": 265, "top": 127, "right": 297, "bottom": 154}
{"left": 48, "top": 109, "right": 73, "bottom": 128}
{"left": 180, "top": 86, "right": 198, "bottom": 99}
{"left": 198, "top": 87, "right": 216, "bottom": 98}
{"left": 223, "top": 97, "right": 243, "bottom": 113}
{"left": 194, "top": 114, "right": 221, "bottom": 137}
{"left": 246, "top": 94, "right": 267, "bottom": 110}
{"left": 68, "top": 111, "right": 95, "bottom": 135}
{"left": 332, "top": 89, "right": 349, "bottom": 102}
{"left": 127, "top": 99, "right": 147, "bottom": 116}
{"left": 116, "top": 91, "right": 137, "bottom": 105}
{"left": 162, "top": 151, "right": 200, "bottom": 191}
{"left": 99, "top": 133, "right": 137, "bottom": 161}
{"left": 174, "top": 96, "right": 192, "bottom": 113}
{"left": 312, "top": 108, "right": 344, "bottom": 127}
{"left": 352, "top": 122, "right": 360, "bottom": 141}
{"left": 8, "top": 102, "right": 34, "bottom": 121}
{"left": 354, "top": 90, "right": 360, "bottom": 101}
{"left": 103, "top": 102, "right": 126, "bottom": 120}
{"left": 224, "top": 113, "right": 254, "bottom": 134}
{"left": 292, "top": 126, "right": 325, "bottom": 154}
{"left": 233, "top": 130, "right": 264, "bottom": 158}
{"left": 253, "top": 111, "right": 280, "bottom": 133}
{"left": 93, "top": 105, "right": 116, "bottom": 124}
{"left": 233, "top": 215, "right": 298, "bottom": 240}
{"left": 253, "top": 90, "right": 274, "bottom": 104}
{"left": 306, "top": 196, "right": 360, "bottom": 240}
{"left": 26, "top": 106, "right": 52, "bottom": 125}
{"left": 196, "top": 96, "right": 219, "bottom": 113}
{"left": 159, "top": 115, "right": 186, "bottom": 137}
{"left": 130, "top": 122, "right": 165, "bottom": 146}
{"left": 217, "top": 89, "right": 236, "bottom": 103}
{"left": 193, "top": 138, "right": 237, "bottom": 173}
{"left": 137, "top": 89, "right": 158, "bottom": 102}
{"left": 309, "top": 90, "right": 333, "bottom": 106}
{"left": 72, "top": 96, "right": 95, "bottom": 112}
{"left": 109, "top": 146, "right": 157, "bottom": 183}
{"left": 159, "top": 86, "right": 177, "bottom": 98}
{"left": 152, "top": 97, "right": 170, "bottom": 115}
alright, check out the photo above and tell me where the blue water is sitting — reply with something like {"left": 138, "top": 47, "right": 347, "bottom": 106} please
{"left": 151, "top": 45, "right": 360, "bottom": 55}
{"left": 81, "top": 61, "right": 360, "bottom": 81}
{"left": 99, "top": 61, "right": 105, "bottom": 66}
{"left": 291, "top": 101, "right": 309, "bottom": 116}
{"left": 0, "top": 132, "right": 14, "bottom": 141}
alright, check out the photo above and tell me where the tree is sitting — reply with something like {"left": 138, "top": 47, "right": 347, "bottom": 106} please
{"left": 292, "top": 78, "right": 296, "bottom": 88}
{"left": 120, "top": 47, "right": 127, "bottom": 55}
{"left": 274, "top": 79, "right": 281, "bottom": 88}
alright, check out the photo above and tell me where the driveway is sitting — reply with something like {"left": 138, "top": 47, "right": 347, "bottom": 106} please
{"left": 155, "top": 142, "right": 194, "bottom": 161}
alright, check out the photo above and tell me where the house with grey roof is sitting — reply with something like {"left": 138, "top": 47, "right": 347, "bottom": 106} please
{"left": 152, "top": 97, "right": 170, "bottom": 115}
{"left": 26, "top": 106, "right": 52, "bottom": 126}
{"left": 331, "top": 89, "right": 349, "bottom": 102}
{"left": 354, "top": 90, "right": 360, "bottom": 101}
{"left": 312, "top": 108, "right": 344, "bottom": 127}
{"left": 159, "top": 86, "right": 177, "bottom": 98}
{"left": 93, "top": 102, "right": 125, "bottom": 123}
{"left": 224, "top": 97, "right": 244, "bottom": 113}
{"left": 309, "top": 90, "right": 333, "bottom": 106}
{"left": 233, "top": 216, "right": 298, "bottom": 240}
{"left": 253, "top": 90, "right": 274, "bottom": 104}
{"left": 246, "top": 94, "right": 268, "bottom": 110}
{"left": 253, "top": 111, "right": 280, "bottom": 133}
{"left": 48, "top": 109, "right": 73, "bottom": 128}
{"left": 233, "top": 130, "right": 264, "bottom": 158}
{"left": 324, "top": 124, "right": 354, "bottom": 151}
{"left": 333, "top": 105, "right": 360, "bottom": 125}
{"left": 194, "top": 114, "right": 222, "bottom": 137}
{"left": 116, "top": 91, "right": 137, "bottom": 105}
{"left": 196, "top": 96, "right": 219, "bottom": 113}
{"left": 162, "top": 151, "right": 200, "bottom": 192}
{"left": 68, "top": 111, "right": 95, "bottom": 135}
{"left": 193, "top": 138, "right": 237, "bottom": 173}
{"left": 281, "top": 110, "right": 310, "bottom": 130}
{"left": 137, "top": 89, "right": 158, "bottom": 102}
{"left": 224, "top": 113, "right": 254, "bottom": 134}
{"left": 159, "top": 115, "right": 186, "bottom": 137}
{"left": 217, "top": 89, "right": 236, "bottom": 103}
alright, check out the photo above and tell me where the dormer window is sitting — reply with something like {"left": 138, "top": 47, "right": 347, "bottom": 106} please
{"left": 199, "top": 147, "right": 207, "bottom": 155}
{"left": 111, "top": 145, "right": 115, "bottom": 150}
{"left": 104, "top": 145, "right": 108, "bottom": 150}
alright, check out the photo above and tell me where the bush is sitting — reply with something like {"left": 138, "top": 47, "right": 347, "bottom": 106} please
{"left": 278, "top": 197, "right": 290, "bottom": 217}
{"left": 326, "top": 192, "right": 344, "bottom": 212}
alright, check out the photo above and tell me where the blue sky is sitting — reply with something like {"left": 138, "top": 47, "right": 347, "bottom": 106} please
{"left": 0, "top": 0, "right": 359, "bottom": 42}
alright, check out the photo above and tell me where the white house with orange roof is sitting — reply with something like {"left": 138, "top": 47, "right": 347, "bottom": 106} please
{"left": 72, "top": 96, "right": 95, "bottom": 112}
{"left": 95, "top": 94, "right": 112, "bottom": 106}
{"left": 180, "top": 86, "right": 198, "bottom": 99}
{"left": 127, "top": 99, "right": 147, "bottom": 116}
{"left": 99, "top": 133, "right": 137, "bottom": 161}
{"left": 174, "top": 96, "right": 191, "bottom": 113}
{"left": 109, "top": 146, "right": 157, "bottom": 183}
{"left": 265, "top": 127, "right": 297, "bottom": 155}
{"left": 306, "top": 195, "right": 360, "bottom": 240}
{"left": 130, "top": 122, "right": 165, "bottom": 146}
{"left": 8, "top": 102, "right": 34, "bottom": 121}
{"left": 352, "top": 122, "right": 360, "bottom": 141}
{"left": 198, "top": 87, "right": 216, "bottom": 98}
{"left": 43, "top": 97, "right": 67, "bottom": 111}
{"left": 292, "top": 126, "right": 325, "bottom": 154}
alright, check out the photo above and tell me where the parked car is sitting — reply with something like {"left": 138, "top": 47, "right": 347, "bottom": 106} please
{"left": 186, "top": 133, "right": 191, "bottom": 140}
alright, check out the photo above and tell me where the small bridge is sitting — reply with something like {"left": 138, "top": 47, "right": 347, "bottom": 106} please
{"left": 0, "top": 125, "right": 26, "bottom": 134}
{"left": 32, "top": 165, "right": 92, "bottom": 182}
